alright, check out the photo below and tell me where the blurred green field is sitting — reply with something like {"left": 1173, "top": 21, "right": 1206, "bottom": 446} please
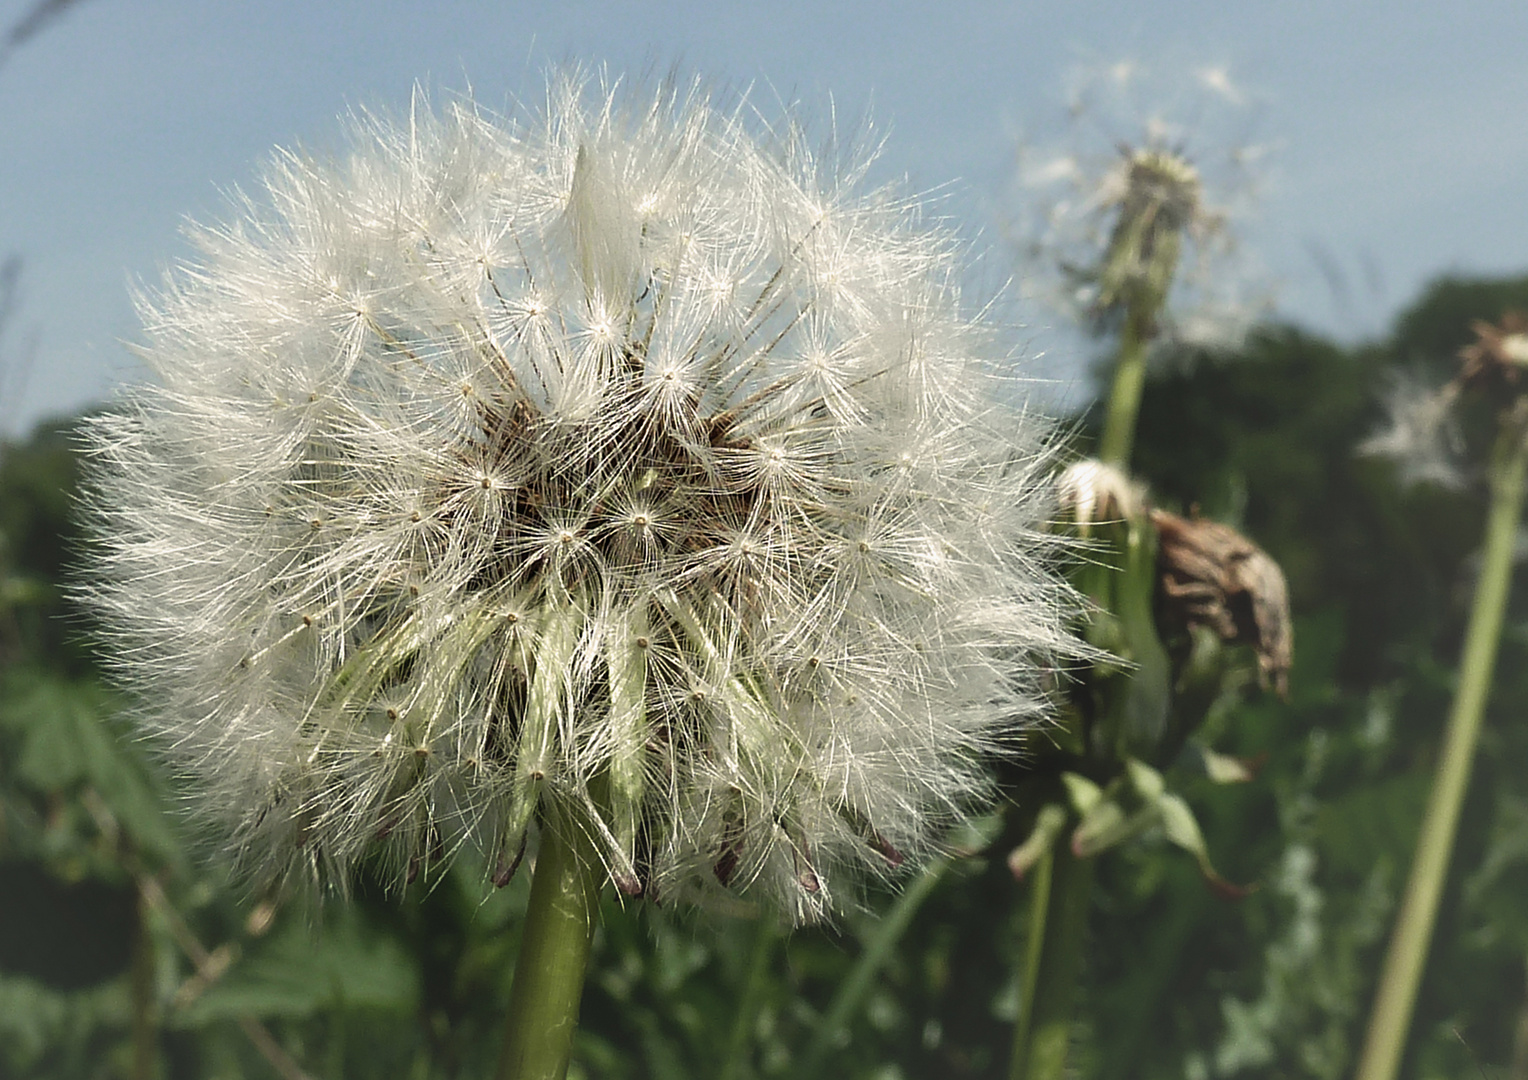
{"left": 5, "top": 274, "right": 1528, "bottom": 1079}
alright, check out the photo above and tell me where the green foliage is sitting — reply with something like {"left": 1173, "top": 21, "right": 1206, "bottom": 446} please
{"left": 0, "top": 417, "right": 92, "bottom": 671}
{"left": 174, "top": 911, "right": 420, "bottom": 1025}
{"left": 4, "top": 275, "right": 1528, "bottom": 1078}
{"left": 1103, "top": 274, "right": 1528, "bottom": 1079}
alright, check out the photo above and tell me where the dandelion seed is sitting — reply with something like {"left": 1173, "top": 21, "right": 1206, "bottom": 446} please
{"left": 1359, "top": 375, "right": 1466, "bottom": 490}
{"left": 83, "top": 73, "right": 1077, "bottom": 922}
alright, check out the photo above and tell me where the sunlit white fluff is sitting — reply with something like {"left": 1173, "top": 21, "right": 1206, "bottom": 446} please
{"left": 83, "top": 74, "right": 1075, "bottom": 921}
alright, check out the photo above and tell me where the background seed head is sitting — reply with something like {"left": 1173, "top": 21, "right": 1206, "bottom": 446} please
{"left": 1009, "top": 60, "right": 1273, "bottom": 354}
{"left": 83, "top": 73, "right": 1076, "bottom": 922}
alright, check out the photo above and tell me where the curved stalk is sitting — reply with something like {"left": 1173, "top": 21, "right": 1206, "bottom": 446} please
{"left": 1354, "top": 415, "right": 1528, "bottom": 1080}
{"left": 1008, "top": 844, "right": 1053, "bottom": 1080}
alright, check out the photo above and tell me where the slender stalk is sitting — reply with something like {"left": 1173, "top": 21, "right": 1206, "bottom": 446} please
{"left": 82, "top": 790, "right": 313, "bottom": 1080}
{"left": 1010, "top": 294, "right": 1155, "bottom": 1080}
{"left": 139, "top": 874, "right": 314, "bottom": 1080}
{"left": 1096, "top": 312, "right": 1150, "bottom": 468}
{"left": 718, "top": 916, "right": 777, "bottom": 1080}
{"left": 1008, "top": 845, "right": 1054, "bottom": 1080}
{"left": 1511, "top": 954, "right": 1528, "bottom": 1080}
{"left": 497, "top": 825, "right": 603, "bottom": 1080}
{"left": 130, "top": 889, "right": 157, "bottom": 1080}
{"left": 799, "top": 856, "right": 952, "bottom": 1078}
{"left": 1009, "top": 845, "right": 1094, "bottom": 1080}
{"left": 1013, "top": 186, "right": 1177, "bottom": 1076}
{"left": 1354, "top": 416, "right": 1528, "bottom": 1080}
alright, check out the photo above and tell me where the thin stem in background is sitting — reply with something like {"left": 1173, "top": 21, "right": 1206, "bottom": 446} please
{"left": 496, "top": 823, "right": 603, "bottom": 1080}
{"left": 1009, "top": 845, "right": 1094, "bottom": 1080}
{"left": 1096, "top": 314, "right": 1150, "bottom": 469}
{"left": 138, "top": 874, "right": 314, "bottom": 1080}
{"left": 718, "top": 915, "right": 778, "bottom": 1080}
{"left": 1354, "top": 412, "right": 1528, "bottom": 1080}
{"left": 82, "top": 789, "right": 315, "bottom": 1080}
{"left": 798, "top": 855, "right": 953, "bottom": 1079}
{"left": 1008, "top": 845, "right": 1054, "bottom": 1080}
{"left": 130, "top": 889, "right": 157, "bottom": 1080}
{"left": 1009, "top": 281, "right": 1162, "bottom": 1080}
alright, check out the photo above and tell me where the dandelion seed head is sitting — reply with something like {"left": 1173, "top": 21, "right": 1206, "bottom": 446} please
{"left": 83, "top": 73, "right": 1077, "bottom": 922}
{"left": 1010, "top": 60, "right": 1273, "bottom": 354}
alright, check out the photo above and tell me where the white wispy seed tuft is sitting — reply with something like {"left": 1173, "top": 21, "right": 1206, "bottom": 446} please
{"left": 83, "top": 75, "right": 1075, "bottom": 922}
{"left": 1358, "top": 375, "right": 1466, "bottom": 490}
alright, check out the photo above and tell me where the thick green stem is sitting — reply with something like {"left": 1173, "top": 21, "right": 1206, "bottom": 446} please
{"left": 1010, "top": 843, "right": 1094, "bottom": 1080}
{"left": 497, "top": 824, "right": 603, "bottom": 1080}
{"left": 1097, "top": 313, "right": 1150, "bottom": 468}
{"left": 1355, "top": 417, "right": 1528, "bottom": 1080}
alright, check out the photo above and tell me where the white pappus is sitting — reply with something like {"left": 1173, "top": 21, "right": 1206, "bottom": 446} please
{"left": 82, "top": 73, "right": 1077, "bottom": 922}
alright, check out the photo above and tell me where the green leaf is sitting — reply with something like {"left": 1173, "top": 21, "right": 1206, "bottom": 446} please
{"left": 5, "top": 676, "right": 103, "bottom": 791}
{"left": 0, "top": 671, "right": 179, "bottom": 863}
{"left": 1158, "top": 794, "right": 1208, "bottom": 863}
{"left": 1159, "top": 794, "right": 1246, "bottom": 895}
{"left": 1072, "top": 792, "right": 1145, "bottom": 858}
{"left": 174, "top": 909, "right": 419, "bottom": 1025}
{"left": 1124, "top": 758, "right": 1165, "bottom": 801}
{"left": 1198, "top": 744, "right": 1255, "bottom": 784}
{"left": 0, "top": 970, "right": 131, "bottom": 1076}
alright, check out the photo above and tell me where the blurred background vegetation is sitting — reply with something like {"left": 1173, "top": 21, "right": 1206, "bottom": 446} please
{"left": 5, "top": 272, "right": 1528, "bottom": 1079}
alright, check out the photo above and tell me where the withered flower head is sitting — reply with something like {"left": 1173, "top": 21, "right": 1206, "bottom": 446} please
{"left": 1459, "top": 312, "right": 1528, "bottom": 391}
{"left": 1151, "top": 509, "right": 1292, "bottom": 697}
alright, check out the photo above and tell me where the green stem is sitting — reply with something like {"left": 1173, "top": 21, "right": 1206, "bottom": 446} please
{"left": 1009, "top": 841, "right": 1094, "bottom": 1080}
{"left": 1009, "top": 844, "right": 1054, "bottom": 1079}
{"left": 1354, "top": 415, "right": 1528, "bottom": 1080}
{"left": 1512, "top": 954, "right": 1528, "bottom": 1080}
{"left": 1096, "top": 312, "right": 1151, "bottom": 468}
{"left": 718, "top": 916, "right": 777, "bottom": 1080}
{"left": 130, "top": 889, "right": 157, "bottom": 1080}
{"left": 497, "top": 824, "right": 603, "bottom": 1080}
{"left": 799, "top": 856, "right": 952, "bottom": 1078}
{"left": 1097, "top": 861, "right": 1209, "bottom": 1080}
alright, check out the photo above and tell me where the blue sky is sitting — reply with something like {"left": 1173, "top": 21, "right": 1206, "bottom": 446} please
{"left": 2, "top": 0, "right": 1527, "bottom": 435}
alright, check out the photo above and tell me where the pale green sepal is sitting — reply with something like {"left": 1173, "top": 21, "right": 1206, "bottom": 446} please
{"left": 1007, "top": 803, "right": 1069, "bottom": 879}
{"left": 507, "top": 601, "right": 586, "bottom": 840}
{"left": 1199, "top": 744, "right": 1255, "bottom": 784}
{"left": 1060, "top": 772, "right": 1103, "bottom": 816}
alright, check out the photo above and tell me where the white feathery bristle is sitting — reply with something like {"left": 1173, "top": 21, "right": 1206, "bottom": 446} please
{"left": 82, "top": 73, "right": 1077, "bottom": 922}
{"left": 1358, "top": 376, "right": 1466, "bottom": 490}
